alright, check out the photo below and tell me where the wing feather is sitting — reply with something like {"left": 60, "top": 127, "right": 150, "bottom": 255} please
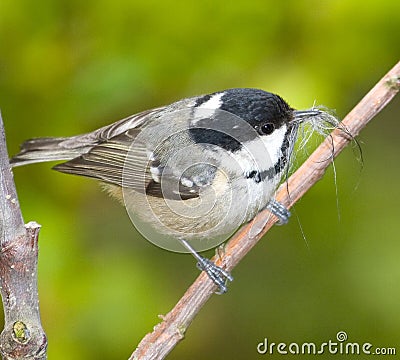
{"left": 53, "top": 129, "right": 202, "bottom": 200}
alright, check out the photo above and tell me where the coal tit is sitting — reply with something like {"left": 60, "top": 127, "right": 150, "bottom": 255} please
{"left": 11, "top": 88, "right": 324, "bottom": 293}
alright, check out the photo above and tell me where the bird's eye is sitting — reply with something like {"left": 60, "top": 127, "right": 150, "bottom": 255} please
{"left": 260, "top": 123, "right": 275, "bottom": 135}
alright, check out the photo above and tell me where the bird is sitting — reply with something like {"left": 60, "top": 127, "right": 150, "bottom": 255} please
{"left": 11, "top": 88, "right": 324, "bottom": 293}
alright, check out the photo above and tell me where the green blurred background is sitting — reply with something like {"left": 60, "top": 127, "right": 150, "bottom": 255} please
{"left": 1, "top": 1, "right": 399, "bottom": 359}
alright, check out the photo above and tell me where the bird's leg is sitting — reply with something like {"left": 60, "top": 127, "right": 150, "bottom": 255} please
{"left": 179, "top": 239, "right": 233, "bottom": 294}
{"left": 266, "top": 199, "right": 291, "bottom": 225}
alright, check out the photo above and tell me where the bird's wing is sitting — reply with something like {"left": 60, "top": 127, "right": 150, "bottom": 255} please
{"left": 54, "top": 104, "right": 217, "bottom": 200}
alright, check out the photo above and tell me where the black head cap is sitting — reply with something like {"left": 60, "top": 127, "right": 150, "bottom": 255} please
{"left": 196, "top": 88, "right": 294, "bottom": 129}
{"left": 191, "top": 88, "right": 294, "bottom": 152}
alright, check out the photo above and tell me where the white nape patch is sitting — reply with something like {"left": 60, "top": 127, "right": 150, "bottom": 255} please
{"left": 197, "top": 92, "right": 224, "bottom": 110}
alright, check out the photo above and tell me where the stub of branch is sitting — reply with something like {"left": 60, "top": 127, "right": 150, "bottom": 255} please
{"left": 0, "top": 113, "right": 47, "bottom": 360}
{"left": 0, "top": 223, "right": 47, "bottom": 359}
{"left": 131, "top": 61, "right": 400, "bottom": 360}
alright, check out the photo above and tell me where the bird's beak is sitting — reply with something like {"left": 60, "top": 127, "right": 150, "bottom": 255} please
{"left": 293, "top": 109, "right": 323, "bottom": 123}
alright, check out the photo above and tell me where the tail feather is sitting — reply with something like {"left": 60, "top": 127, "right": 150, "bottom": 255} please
{"left": 10, "top": 137, "right": 91, "bottom": 167}
{"left": 10, "top": 108, "right": 161, "bottom": 168}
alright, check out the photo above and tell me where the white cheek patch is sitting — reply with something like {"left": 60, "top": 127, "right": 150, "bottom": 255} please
{"left": 260, "top": 124, "right": 287, "bottom": 166}
{"left": 238, "top": 124, "right": 287, "bottom": 173}
{"left": 197, "top": 92, "right": 224, "bottom": 110}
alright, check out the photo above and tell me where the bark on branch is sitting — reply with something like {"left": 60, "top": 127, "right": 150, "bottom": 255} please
{"left": 0, "top": 113, "right": 47, "bottom": 359}
{"left": 131, "top": 61, "right": 400, "bottom": 359}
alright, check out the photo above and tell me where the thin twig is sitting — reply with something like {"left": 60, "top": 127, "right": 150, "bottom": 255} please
{"left": 130, "top": 61, "right": 400, "bottom": 360}
{"left": 0, "top": 113, "right": 47, "bottom": 359}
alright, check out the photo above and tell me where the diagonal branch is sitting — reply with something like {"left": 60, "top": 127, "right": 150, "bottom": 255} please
{"left": 130, "top": 60, "right": 400, "bottom": 360}
{"left": 0, "top": 113, "right": 47, "bottom": 359}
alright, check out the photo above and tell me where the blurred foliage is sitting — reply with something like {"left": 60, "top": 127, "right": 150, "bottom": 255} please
{"left": 0, "top": 0, "right": 399, "bottom": 359}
